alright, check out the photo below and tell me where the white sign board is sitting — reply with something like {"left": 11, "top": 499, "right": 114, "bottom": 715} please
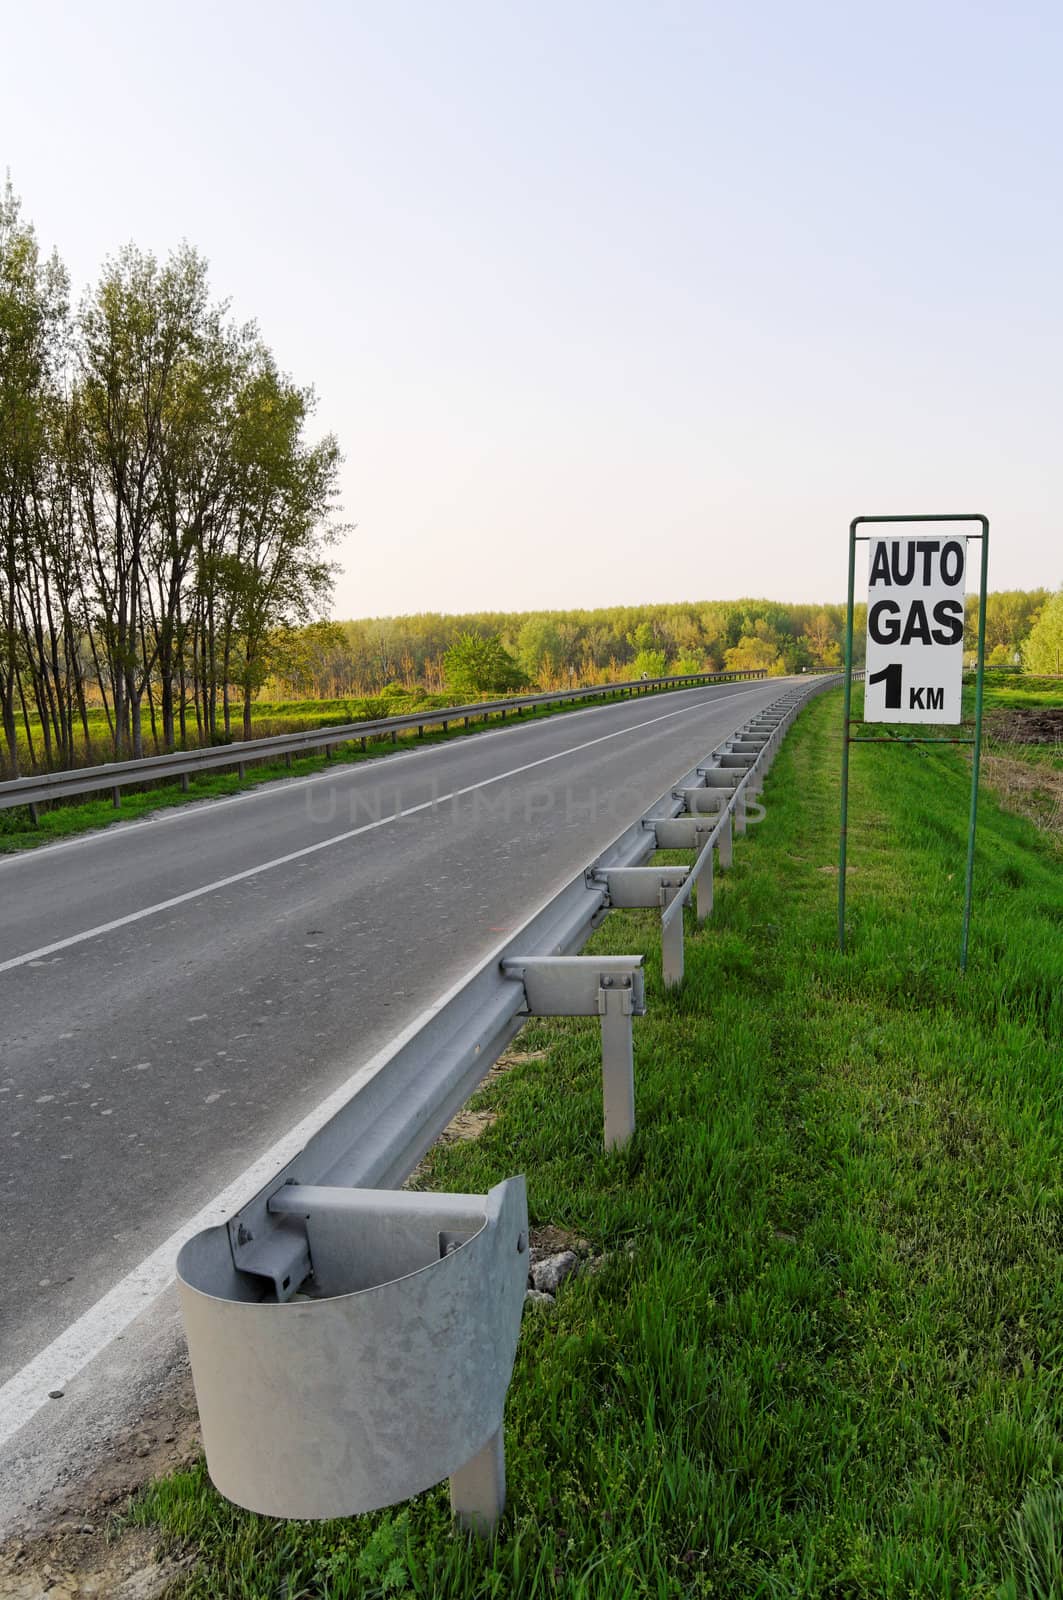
{"left": 864, "top": 537, "right": 966, "bottom": 724}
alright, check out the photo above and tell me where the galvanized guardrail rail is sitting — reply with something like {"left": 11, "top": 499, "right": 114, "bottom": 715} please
{"left": 0, "top": 669, "right": 769, "bottom": 817}
{"left": 176, "top": 673, "right": 841, "bottom": 1538}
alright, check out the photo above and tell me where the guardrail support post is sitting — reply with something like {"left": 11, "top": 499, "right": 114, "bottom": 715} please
{"left": 661, "top": 885, "right": 684, "bottom": 988}
{"left": 449, "top": 1426, "right": 506, "bottom": 1537}
{"left": 735, "top": 787, "right": 747, "bottom": 836}
{"left": 599, "top": 977, "right": 636, "bottom": 1148}
{"left": 28, "top": 801, "right": 39, "bottom": 826}
{"left": 502, "top": 956, "right": 645, "bottom": 1150}
{"left": 181, "top": 773, "right": 190, "bottom": 793}
{"left": 719, "top": 811, "right": 733, "bottom": 869}
{"left": 696, "top": 851, "right": 714, "bottom": 921}
{"left": 112, "top": 786, "right": 121, "bottom": 809}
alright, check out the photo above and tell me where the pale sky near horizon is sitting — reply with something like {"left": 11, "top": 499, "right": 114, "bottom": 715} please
{"left": 4, "top": 1, "right": 1061, "bottom": 618}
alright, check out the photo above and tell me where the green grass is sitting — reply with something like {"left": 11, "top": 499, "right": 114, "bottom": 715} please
{"left": 4, "top": 690, "right": 455, "bottom": 773}
{"left": 0, "top": 681, "right": 699, "bottom": 853}
{"left": 978, "top": 675, "right": 1063, "bottom": 713}
{"left": 126, "top": 689, "right": 1063, "bottom": 1598}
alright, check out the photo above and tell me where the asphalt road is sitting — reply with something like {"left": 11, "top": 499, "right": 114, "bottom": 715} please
{"left": 0, "top": 679, "right": 790, "bottom": 1387}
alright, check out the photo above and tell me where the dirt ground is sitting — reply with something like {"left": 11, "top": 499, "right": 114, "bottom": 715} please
{"left": 0, "top": 1362, "right": 200, "bottom": 1598}
{"left": 986, "top": 705, "right": 1063, "bottom": 745}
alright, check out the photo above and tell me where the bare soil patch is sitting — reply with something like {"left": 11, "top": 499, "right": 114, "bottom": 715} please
{"left": 0, "top": 1370, "right": 199, "bottom": 1598}
{"left": 986, "top": 706, "right": 1063, "bottom": 745}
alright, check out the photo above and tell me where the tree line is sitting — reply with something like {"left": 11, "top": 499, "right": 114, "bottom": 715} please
{"left": 265, "top": 589, "right": 1053, "bottom": 701}
{"left": 0, "top": 179, "right": 343, "bottom": 777}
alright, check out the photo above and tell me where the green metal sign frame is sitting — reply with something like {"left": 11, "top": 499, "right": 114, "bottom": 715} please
{"left": 839, "top": 513, "right": 989, "bottom": 971}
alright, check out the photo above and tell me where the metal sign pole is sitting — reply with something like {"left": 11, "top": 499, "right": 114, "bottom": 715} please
{"left": 838, "top": 520, "right": 858, "bottom": 952}
{"left": 838, "top": 513, "right": 989, "bottom": 971}
{"left": 961, "top": 524, "right": 990, "bottom": 970}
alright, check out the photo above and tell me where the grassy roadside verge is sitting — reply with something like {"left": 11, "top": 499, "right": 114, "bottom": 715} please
{"left": 128, "top": 688, "right": 1062, "bottom": 1598}
{"left": 0, "top": 679, "right": 723, "bottom": 855}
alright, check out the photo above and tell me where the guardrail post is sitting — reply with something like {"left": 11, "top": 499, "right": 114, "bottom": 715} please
{"left": 591, "top": 867, "right": 689, "bottom": 991}
{"left": 28, "top": 801, "right": 39, "bottom": 826}
{"left": 112, "top": 786, "right": 121, "bottom": 809}
{"left": 599, "top": 976, "right": 636, "bottom": 1147}
{"left": 449, "top": 1426, "right": 506, "bottom": 1537}
{"left": 660, "top": 885, "right": 684, "bottom": 988}
{"left": 696, "top": 851, "right": 714, "bottom": 921}
{"left": 735, "top": 787, "right": 747, "bottom": 836}
{"left": 502, "top": 956, "right": 645, "bottom": 1150}
{"left": 719, "top": 811, "right": 733, "bottom": 869}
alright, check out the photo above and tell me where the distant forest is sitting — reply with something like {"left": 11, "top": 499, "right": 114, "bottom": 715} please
{"left": 266, "top": 591, "right": 1051, "bottom": 700}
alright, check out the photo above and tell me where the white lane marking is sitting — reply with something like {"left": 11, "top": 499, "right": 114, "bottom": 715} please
{"left": 0, "top": 688, "right": 758, "bottom": 975}
{"left": 0, "top": 682, "right": 765, "bottom": 866}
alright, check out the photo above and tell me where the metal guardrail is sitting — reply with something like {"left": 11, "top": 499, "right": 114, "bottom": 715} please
{"left": 175, "top": 672, "right": 841, "bottom": 1537}
{"left": 0, "top": 670, "right": 770, "bottom": 816}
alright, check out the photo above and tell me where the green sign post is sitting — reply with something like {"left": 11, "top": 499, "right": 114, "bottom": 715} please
{"left": 839, "top": 513, "right": 990, "bottom": 971}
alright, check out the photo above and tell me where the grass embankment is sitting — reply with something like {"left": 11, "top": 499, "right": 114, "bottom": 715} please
{"left": 0, "top": 681, "right": 697, "bottom": 854}
{"left": 129, "top": 688, "right": 1062, "bottom": 1598}
{"left": 979, "top": 675, "right": 1063, "bottom": 712}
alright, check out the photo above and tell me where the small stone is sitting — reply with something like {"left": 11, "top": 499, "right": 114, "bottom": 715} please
{"left": 530, "top": 1251, "right": 579, "bottom": 1294}
{"left": 48, "top": 1388, "right": 64, "bottom": 1399}
{"left": 524, "top": 1289, "right": 556, "bottom": 1308}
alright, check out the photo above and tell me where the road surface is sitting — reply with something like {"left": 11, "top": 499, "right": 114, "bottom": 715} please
{"left": 0, "top": 678, "right": 791, "bottom": 1501}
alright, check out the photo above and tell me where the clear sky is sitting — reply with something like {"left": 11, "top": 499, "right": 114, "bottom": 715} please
{"left": 4, "top": 1, "right": 1060, "bottom": 617}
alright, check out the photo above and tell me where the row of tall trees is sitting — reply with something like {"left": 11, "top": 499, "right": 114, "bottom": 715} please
{"left": 0, "top": 180, "right": 342, "bottom": 776}
{"left": 262, "top": 589, "right": 1054, "bottom": 701}
{"left": 265, "top": 601, "right": 856, "bottom": 700}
